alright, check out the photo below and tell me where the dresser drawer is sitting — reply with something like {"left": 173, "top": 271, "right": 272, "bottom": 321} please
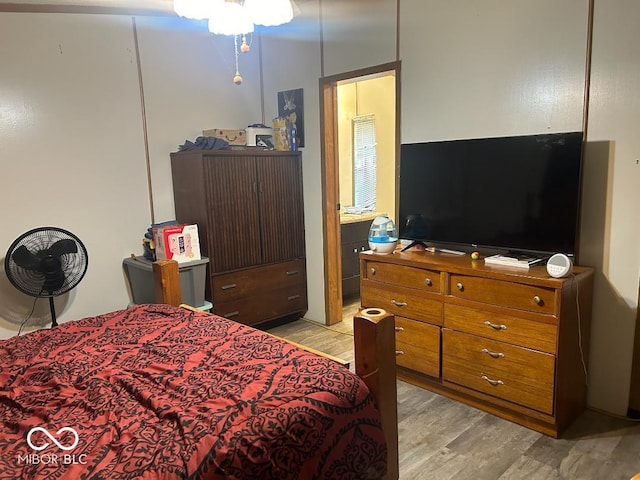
{"left": 449, "top": 274, "right": 557, "bottom": 315}
{"left": 442, "top": 329, "right": 555, "bottom": 414}
{"left": 361, "top": 281, "right": 443, "bottom": 325}
{"left": 214, "top": 284, "right": 307, "bottom": 326}
{"left": 444, "top": 304, "right": 557, "bottom": 353}
{"left": 212, "top": 259, "right": 305, "bottom": 302}
{"left": 363, "top": 261, "right": 441, "bottom": 294}
{"left": 395, "top": 316, "right": 440, "bottom": 378}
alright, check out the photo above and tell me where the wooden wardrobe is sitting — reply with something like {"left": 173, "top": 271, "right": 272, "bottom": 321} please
{"left": 170, "top": 149, "right": 307, "bottom": 326}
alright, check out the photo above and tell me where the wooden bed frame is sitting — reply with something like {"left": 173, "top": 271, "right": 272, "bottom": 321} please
{"left": 152, "top": 259, "right": 399, "bottom": 479}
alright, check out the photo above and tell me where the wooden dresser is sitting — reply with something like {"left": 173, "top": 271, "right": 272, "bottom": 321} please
{"left": 170, "top": 149, "right": 307, "bottom": 326}
{"left": 360, "top": 249, "right": 594, "bottom": 437}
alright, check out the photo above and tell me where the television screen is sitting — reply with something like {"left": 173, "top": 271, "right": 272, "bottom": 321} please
{"left": 398, "top": 132, "right": 584, "bottom": 257}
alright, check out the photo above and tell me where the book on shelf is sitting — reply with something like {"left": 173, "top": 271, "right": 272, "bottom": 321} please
{"left": 483, "top": 254, "right": 544, "bottom": 269}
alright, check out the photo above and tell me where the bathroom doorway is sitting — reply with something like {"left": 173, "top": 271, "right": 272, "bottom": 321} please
{"left": 319, "top": 61, "right": 400, "bottom": 325}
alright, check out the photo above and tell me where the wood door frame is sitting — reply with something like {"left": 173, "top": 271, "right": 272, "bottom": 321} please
{"left": 319, "top": 61, "right": 401, "bottom": 325}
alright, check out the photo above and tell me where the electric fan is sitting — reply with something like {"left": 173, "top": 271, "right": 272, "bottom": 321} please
{"left": 4, "top": 227, "right": 88, "bottom": 327}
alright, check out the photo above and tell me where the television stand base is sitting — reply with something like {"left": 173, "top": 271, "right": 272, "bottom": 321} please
{"left": 401, "top": 240, "right": 428, "bottom": 252}
{"left": 401, "top": 241, "right": 466, "bottom": 255}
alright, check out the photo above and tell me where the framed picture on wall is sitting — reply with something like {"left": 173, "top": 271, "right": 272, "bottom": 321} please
{"left": 277, "top": 88, "right": 304, "bottom": 147}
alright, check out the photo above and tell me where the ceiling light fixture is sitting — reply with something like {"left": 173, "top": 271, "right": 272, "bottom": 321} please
{"left": 174, "top": 0, "right": 295, "bottom": 85}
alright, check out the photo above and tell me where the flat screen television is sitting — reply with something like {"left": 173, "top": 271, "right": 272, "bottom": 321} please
{"left": 398, "top": 132, "right": 584, "bottom": 259}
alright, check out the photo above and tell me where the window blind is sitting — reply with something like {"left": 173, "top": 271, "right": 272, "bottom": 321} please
{"left": 353, "top": 114, "right": 377, "bottom": 210}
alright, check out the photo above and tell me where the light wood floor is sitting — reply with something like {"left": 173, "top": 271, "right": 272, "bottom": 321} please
{"left": 266, "top": 298, "right": 640, "bottom": 480}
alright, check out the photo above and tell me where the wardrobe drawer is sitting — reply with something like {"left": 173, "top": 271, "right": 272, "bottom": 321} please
{"left": 361, "top": 281, "right": 443, "bottom": 325}
{"left": 442, "top": 329, "right": 555, "bottom": 414}
{"left": 449, "top": 274, "right": 557, "bottom": 315}
{"left": 395, "top": 316, "right": 440, "bottom": 378}
{"left": 444, "top": 304, "right": 557, "bottom": 354}
{"left": 214, "top": 284, "right": 307, "bottom": 326}
{"left": 212, "top": 259, "right": 305, "bottom": 302}
{"left": 363, "top": 261, "right": 441, "bottom": 294}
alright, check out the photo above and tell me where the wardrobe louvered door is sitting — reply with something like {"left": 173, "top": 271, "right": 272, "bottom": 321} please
{"left": 257, "top": 155, "right": 305, "bottom": 264}
{"left": 203, "top": 154, "right": 261, "bottom": 272}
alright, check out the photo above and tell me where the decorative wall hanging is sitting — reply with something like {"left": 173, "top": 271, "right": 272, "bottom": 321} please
{"left": 278, "top": 88, "right": 304, "bottom": 147}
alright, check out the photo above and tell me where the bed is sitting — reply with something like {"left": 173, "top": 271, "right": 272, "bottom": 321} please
{"left": 0, "top": 276, "right": 398, "bottom": 479}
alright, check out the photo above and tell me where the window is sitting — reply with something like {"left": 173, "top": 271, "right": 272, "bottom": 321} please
{"left": 352, "top": 114, "right": 377, "bottom": 211}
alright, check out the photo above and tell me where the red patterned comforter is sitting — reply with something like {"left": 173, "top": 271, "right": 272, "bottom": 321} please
{"left": 0, "top": 304, "right": 386, "bottom": 479}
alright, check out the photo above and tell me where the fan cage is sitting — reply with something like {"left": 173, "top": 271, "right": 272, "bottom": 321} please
{"left": 5, "top": 227, "right": 88, "bottom": 298}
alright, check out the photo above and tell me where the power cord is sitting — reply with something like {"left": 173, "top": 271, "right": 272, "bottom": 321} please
{"left": 17, "top": 295, "right": 41, "bottom": 336}
{"left": 570, "top": 273, "right": 589, "bottom": 386}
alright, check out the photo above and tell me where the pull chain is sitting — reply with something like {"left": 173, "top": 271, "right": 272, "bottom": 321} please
{"left": 233, "top": 34, "right": 243, "bottom": 85}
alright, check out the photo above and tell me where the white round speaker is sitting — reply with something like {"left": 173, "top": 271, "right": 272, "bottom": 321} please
{"left": 546, "top": 253, "right": 573, "bottom": 278}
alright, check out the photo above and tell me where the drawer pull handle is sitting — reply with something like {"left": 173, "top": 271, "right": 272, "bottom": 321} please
{"left": 456, "top": 282, "right": 464, "bottom": 291}
{"left": 221, "top": 283, "right": 237, "bottom": 290}
{"left": 395, "top": 327, "right": 405, "bottom": 332}
{"left": 481, "top": 374, "right": 504, "bottom": 386}
{"left": 533, "top": 295, "right": 543, "bottom": 305}
{"left": 225, "top": 311, "right": 240, "bottom": 318}
{"left": 484, "top": 321, "right": 507, "bottom": 331}
{"left": 286, "top": 270, "right": 299, "bottom": 276}
{"left": 396, "top": 350, "right": 405, "bottom": 356}
{"left": 482, "top": 348, "right": 505, "bottom": 359}
{"left": 370, "top": 267, "right": 376, "bottom": 275}
{"left": 288, "top": 294, "right": 301, "bottom": 301}
{"left": 424, "top": 277, "right": 432, "bottom": 286}
{"left": 391, "top": 299, "right": 407, "bottom": 307}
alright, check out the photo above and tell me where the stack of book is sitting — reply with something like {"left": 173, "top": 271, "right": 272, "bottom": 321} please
{"left": 483, "top": 254, "right": 544, "bottom": 269}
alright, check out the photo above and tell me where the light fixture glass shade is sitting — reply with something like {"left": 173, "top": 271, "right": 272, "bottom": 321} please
{"left": 174, "top": 0, "right": 220, "bottom": 20}
{"left": 207, "top": 2, "right": 255, "bottom": 35}
{"left": 243, "top": 0, "right": 293, "bottom": 27}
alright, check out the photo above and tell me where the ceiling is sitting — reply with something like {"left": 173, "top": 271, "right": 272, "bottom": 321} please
{"left": 0, "top": 0, "right": 181, "bottom": 15}
{"left": 0, "top": 0, "right": 311, "bottom": 16}
{"left": 1, "top": 0, "right": 170, "bottom": 4}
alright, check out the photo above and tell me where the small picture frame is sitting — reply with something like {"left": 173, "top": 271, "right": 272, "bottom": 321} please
{"left": 277, "top": 88, "right": 304, "bottom": 147}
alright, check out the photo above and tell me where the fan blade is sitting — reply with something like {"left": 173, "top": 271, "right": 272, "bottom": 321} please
{"left": 43, "top": 269, "right": 66, "bottom": 292}
{"left": 12, "top": 245, "right": 41, "bottom": 270}
{"left": 48, "top": 238, "right": 78, "bottom": 257}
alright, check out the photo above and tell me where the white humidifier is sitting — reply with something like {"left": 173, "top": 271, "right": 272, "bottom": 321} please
{"left": 368, "top": 216, "right": 398, "bottom": 254}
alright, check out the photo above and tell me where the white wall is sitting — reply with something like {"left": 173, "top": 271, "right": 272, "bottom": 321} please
{"left": 580, "top": 0, "right": 640, "bottom": 414}
{"left": 321, "top": 0, "right": 397, "bottom": 76}
{"left": 0, "top": 12, "right": 263, "bottom": 337}
{"left": 400, "top": 0, "right": 588, "bottom": 142}
{"left": 0, "top": 13, "right": 149, "bottom": 335}
{"left": 134, "top": 15, "right": 262, "bottom": 222}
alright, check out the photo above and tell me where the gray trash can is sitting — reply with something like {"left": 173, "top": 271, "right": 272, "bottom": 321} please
{"left": 123, "top": 256, "right": 209, "bottom": 308}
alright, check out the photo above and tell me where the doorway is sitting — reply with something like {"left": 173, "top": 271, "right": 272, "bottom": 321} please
{"left": 319, "top": 61, "right": 400, "bottom": 325}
